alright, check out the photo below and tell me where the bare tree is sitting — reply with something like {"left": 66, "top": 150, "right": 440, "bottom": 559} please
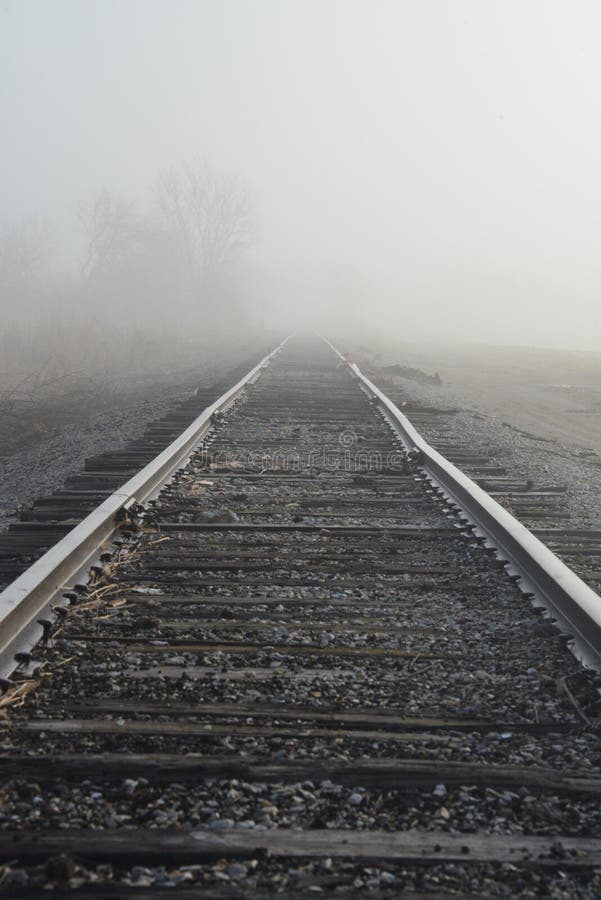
{"left": 156, "top": 160, "right": 253, "bottom": 286}
{"left": 78, "top": 189, "right": 141, "bottom": 283}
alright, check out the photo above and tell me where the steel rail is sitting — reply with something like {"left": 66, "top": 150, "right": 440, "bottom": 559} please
{"left": 326, "top": 339, "right": 601, "bottom": 671}
{"left": 0, "top": 338, "right": 289, "bottom": 678}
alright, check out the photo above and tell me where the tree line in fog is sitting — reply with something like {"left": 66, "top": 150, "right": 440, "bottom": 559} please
{"left": 0, "top": 160, "right": 255, "bottom": 376}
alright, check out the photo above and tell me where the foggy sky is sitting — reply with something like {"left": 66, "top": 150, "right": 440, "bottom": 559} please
{"left": 2, "top": 0, "right": 601, "bottom": 349}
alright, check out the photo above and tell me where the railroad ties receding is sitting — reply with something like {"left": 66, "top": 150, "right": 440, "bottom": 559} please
{"left": 1, "top": 335, "right": 601, "bottom": 896}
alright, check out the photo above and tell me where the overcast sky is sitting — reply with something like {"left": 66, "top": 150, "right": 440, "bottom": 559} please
{"left": 2, "top": 0, "right": 601, "bottom": 349}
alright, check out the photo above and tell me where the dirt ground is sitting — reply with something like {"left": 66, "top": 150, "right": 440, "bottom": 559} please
{"left": 365, "top": 341, "right": 601, "bottom": 456}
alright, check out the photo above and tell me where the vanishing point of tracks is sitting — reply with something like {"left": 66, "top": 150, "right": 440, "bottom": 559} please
{"left": 1, "top": 336, "right": 601, "bottom": 897}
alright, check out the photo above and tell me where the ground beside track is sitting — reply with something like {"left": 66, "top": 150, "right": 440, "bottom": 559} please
{"left": 0, "top": 341, "right": 271, "bottom": 533}
{"left": 357, "top": 340, "right": 601, "bottom": 530}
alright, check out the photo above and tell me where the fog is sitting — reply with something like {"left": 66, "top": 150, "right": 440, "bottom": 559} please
{"left": 2, "top": 0, "right": 601, "bottom": 355}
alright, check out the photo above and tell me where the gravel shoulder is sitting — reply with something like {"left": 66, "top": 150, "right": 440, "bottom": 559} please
{"left": 0, "top": 350, "right": 254, "bottom": 533}
{"left": 359, "top": 341, "right": 601, "bottom": 531}
{"left": 368, "top": 342, "right": 601, "bottom": 451}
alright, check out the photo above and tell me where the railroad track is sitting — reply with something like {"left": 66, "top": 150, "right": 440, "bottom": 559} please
{"left": 1, "top": 336, "right": 601, "bottom": 897}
